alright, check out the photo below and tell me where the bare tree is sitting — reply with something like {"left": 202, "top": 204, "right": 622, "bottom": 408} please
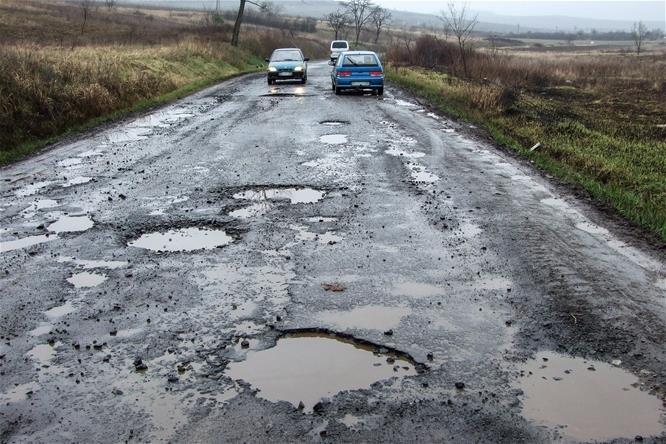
{"left": 231, "top": 0, "right": 267, "bottom": 46}
{"left": 632, "top": 21, "right": 647, "bottom": 55}
{"left": 370, "top": 6, "right": 391, "bottom": 44}
{"left": 79, "top": 0, "right": 95, "bottom": 35}
{"left": 104, "top": 0, "right": 115, "bottom": 10}
{"left": 326, "top": 9, "right": 350, "bottom": 40}
{"left": 345, "top": 0, "right": 374, "bottom": 47}
{"left": 441, "top": 1, "right": 478, "bottom": 76}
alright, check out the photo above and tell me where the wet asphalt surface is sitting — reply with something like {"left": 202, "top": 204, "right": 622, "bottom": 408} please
{"left": 1, "top": 61, "right": 665, "bottom": 443}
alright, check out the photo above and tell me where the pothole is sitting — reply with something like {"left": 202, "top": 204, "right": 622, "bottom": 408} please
{"left": 319, "top": 134, "right": 348, "bottom": 145}
{"left": 233, "top": 187, "right": 325, "bottom": 204}
{"left": 225, "top": 330, "right": 423, "bottom": 412}
{"left": 67, "top": 271, "right": 108, "bottom": 288}
{"left": 129, "top": 227, "right": 233, "bottom": 252}
{"left": 319, "top": 120, "right": 350, "bottom": 126}
{"left": 47, "top": 215, "right": 94, "bottom": 233}
{"left": 516, "top": 351, "right": 664, "bottom": 441}
{"left": 44, "top": 301, "right": 76, "bottom": 320}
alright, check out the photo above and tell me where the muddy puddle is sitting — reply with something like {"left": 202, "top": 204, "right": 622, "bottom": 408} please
{"left": 15, "top": 181, "right": 53, "bottom": 197}
{"left": 56, "top": 256, "right": 127, "bottom": 270}
{"left": 1, "top": 234, "right": 57, "bottom": 253}
{"left": 129, "top": 227, "right": 233, "bottom": 252}
{"left": 225, "top": 332, "right": 418, "bottom": 412}
{"left": 47, "top": 215, "right": 94, "bottom": 233}
{"left": 233, "top": 188, "right": 325, "bottom": 204}
{"left": 62, "top": 176, "right": 92, "bottom": 187}
{"left": 229, "top": 202, "right": 272, "bottom": 219}
{"left": 44, "top": 301, "right": 76, "bottom": 320}
{"left": 317, "top": 306, "right": 412, "bottom": 331}
{"left": 29, "top": 322, "right": 53, "bottom": 337}
{"left": 26, "top": 343, "right": 59, "bottom": 366}
{"left": 319, "top": 134, "right": 348, "bottom": 145}
{"left": 517, "top": 351, "right": 664, "bottom": 441}
{"left": 67, "top": 271, "right": 108, "bottom": 288}
{"left": 290, "top": 224, "right": 342, "bottom": 244}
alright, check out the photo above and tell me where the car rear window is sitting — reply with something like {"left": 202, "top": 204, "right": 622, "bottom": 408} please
{"left": 332, "top": 41, "right": 348, "bottom": 49}
{"left": 342, "top": 54, "right": 379, "bottom": 67}
{"left": 271, "top": 50, "right": 302, "bottom": 62}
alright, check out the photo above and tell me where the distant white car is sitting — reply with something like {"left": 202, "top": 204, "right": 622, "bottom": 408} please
{"left": 330, "top": 40, "right": 349, "bottom": 62}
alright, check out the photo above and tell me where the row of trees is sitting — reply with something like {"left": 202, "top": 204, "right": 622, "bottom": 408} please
{"left": 325, "top": 0, "right": 392, "bottom": 46}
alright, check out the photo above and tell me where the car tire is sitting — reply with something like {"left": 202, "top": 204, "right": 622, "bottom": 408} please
{"left": 267, "top": 78, "right": 273, "bottom": 85}
{"left": 378, "top": 87, "right": 384, "bottom": 96}
{"left": 331, "top": 82, "right": 335, "bottom": 91}
{"left": 301, "top": 77, "right": 307, "bottom": 84}
{"left": 335, "top": 86, "right": 341, "bottom": 95}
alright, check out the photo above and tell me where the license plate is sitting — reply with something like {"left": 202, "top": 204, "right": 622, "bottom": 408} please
{"left": 352, "top": 82, "right": 369, "bottom": 86}
{"left": 279, "top": 72, "right": 292, "bottom": 77}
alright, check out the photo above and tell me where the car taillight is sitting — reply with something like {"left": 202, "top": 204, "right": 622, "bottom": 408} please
{"left": 338, "top": 71, "right": 352, "bottom": 77}
{"left": 370, "top": 71, "right": 383, "bottom": 76}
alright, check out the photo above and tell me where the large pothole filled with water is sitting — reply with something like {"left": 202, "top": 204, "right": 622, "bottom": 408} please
{"left": 129, "top": 227, "right": 234, "bottom": 252}
{"left": 225, "top": 331, "right": 423, "bottom": 412}
{"left": 516, "top": 351, "right": 664, "bottom": 441}
{"left": 232, "top": 187, "right": 325, "bottom": 204}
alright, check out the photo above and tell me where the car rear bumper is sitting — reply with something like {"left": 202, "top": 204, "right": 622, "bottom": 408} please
{"left": 268, "top": 71, "right": 305, "bottom": 81}
{"left": 335, "top": 77, "right": 384, "bottom": 89}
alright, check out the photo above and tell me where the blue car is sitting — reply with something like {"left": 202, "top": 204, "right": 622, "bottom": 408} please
{"left": 331, "top": 51, "right": 384, "bottom": 96}
{"left": 266, "top": 48, "right": 309, "bottom": 85}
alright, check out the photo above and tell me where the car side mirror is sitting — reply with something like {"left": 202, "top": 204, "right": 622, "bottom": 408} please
{"left": 264, "top": 58, "right": 270, "bottom": 63}
{"left": 304, "top": 57, "right": 310, "bottom": 62}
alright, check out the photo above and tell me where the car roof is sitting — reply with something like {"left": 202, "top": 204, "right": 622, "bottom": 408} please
{"left": 341, "top": 51, "right": 378, "bottom": 55}
{"left": 273, "top": 48, "right": 302, "bottom": 52}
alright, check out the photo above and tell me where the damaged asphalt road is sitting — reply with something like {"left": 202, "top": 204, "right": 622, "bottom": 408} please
{"left": 0, "top": 61, "right": 665, "bottom": 443}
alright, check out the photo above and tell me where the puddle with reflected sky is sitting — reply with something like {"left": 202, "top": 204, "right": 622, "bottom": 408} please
{"left": 47, "top": 215, "right": 94, "bottom": 233}
{"left": 233, "top": 188, "right": 325, "bottom": 204}
{"left": 517, "top": 351, "right": 664, "bottom": 441}
{"left": 129, "top": 227, "right": 233, "bottom": 252}
{"left": 225, "top": 332, "right": 417, "bottom": 412}
{"left": 67, "top": 271, "right": 108, "bottom": 288}
{"left": 319, "top": 134, "right": 348, "bottom": 145}
{"left": 1, "top": 234, "right": 57, "bottom": 253}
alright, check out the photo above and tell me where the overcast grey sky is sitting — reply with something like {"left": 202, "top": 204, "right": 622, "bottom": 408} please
{"left": 373, "top": 1, "right": 665, "bottom": 22}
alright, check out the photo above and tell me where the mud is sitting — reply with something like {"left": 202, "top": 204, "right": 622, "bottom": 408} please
{"left": 129, "top": 227, "right": 233, "bottom": 252}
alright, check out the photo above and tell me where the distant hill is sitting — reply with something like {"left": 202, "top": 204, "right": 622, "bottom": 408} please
{"left": 117, "top": 1, "right": 665, "bottom": 33}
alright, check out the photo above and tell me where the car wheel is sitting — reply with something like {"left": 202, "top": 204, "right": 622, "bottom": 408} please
{"left": 378, "top": 87, "right": 384, "bottom": 96}
{"left": 331, "top": 82, "right": 335, "bottom": 91}
{"left": 267, "top": 78, "right": 273, "bottom": 85}
{"left": 301, "top": 77, "right": 307, "bottom": 84}
{"left": 335, "top": 86, "right": 341, "bottom": 95}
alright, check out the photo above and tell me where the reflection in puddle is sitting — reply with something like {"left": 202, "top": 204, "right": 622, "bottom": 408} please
{"left": 392, "top": 282, "right": 443, "bottom": 298}
{"left": 44, "top": 301, "right": 75, "bottom": 320}
{"left": 0, "top": 382, "right": 41, "bottom": 404}
{"left": 0, "top": 234, "right": 57, "bottom": 253}
{"left": 319, "top": 120, "right": 349, "bottom": 126}
{"left": 15, "top": 181, "right": 52, "bottom": 197}
{"left": 67, "top": 271, "right": 108, "bottom": 288}
{"left": 290, "top": 224, "right": 342, "bottom": 244}
{"left": 21, "top": 199, "right": 59, "bottom": 218}
{"left": 29, "top": 322, "right": 53, "bottom": 337}
{"left": 26, "top": 343, "right": 59, "bottom": 366}
{"left": 229, "top": 202, "right": 272, "bottom": 219}
{"left": 233, "top": 188, "right": 325, "bottom": 204}
{"left": 47, "top": 215, "right": 94, "bottom": 233}
{"left": 317, "top": 306, "right": 411, "bottom": 331}
{"left": 517, "top": 351, "right": 664, "bottom": 441}
{"left": 319, "top": 134, "right": 348, "bottom": 145}
{"left": 129, "top": 227, "right": 233, "bottom": 252}
{"left": 62, "top": 176, "right": 92, "bottom": 187}
{"left": 225, "top": 333, "right": 417, "bottom": 412}
{"left": 57, "top": 158, "right": 83, "bottom": 168}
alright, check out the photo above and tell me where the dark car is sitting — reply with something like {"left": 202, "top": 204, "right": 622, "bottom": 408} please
{"left": 266, "top": 48, "right": 309, "bottom": 85}
{"left": 330, "top": 51, "right": 384, "bottom": 96}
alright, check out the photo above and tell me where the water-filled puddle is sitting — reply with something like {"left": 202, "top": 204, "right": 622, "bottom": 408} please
{"left": 317, "top": 306, "right": 412, "bottom": 331}
{"left": 47, "top": 215, "right": 94, "bottom": 233}
{"left": 1, "top": 234, "right": 57, "bottom": 253}
{"left": 233, "top": 188, "right": 325, "bottom": 204}
{"left": 15, "top": 181, "right": 53, "bottom": 197}
{"left": 26, "top": 343, "right": 59, "bottom": 366}
{"left": 229, "top": 202, "right": 272, "bottom": 219}
{"left": 517, "top": 351, "right": 664, "bottom": 441}
{"left": 56, "top": 256, "right": 127, "bottom": 269}
{"left": 319, "top": 134, "right": 348, "bottom": 145}
{"left": 62, "top": 176, "right": 92, "bottom": 187}
{"left": 57, "top": 158, "right": 82, "bottom": 168}
{"left": 44, "top": 301, "right": 75, "bottom": 320}
{"left": 67, "top": 271, "right": 108, "bottom": 288}
{"left": 129, "top": 227, "right": 233, "bottom": 252}
{"left": 29, "top": 322, "right": 53, "bottom": 337}
{"left": 319, "top": 120, "right": 349, "bottom": 126}
{"left": 225, "top": 332, "right": 418, "bottom": 412}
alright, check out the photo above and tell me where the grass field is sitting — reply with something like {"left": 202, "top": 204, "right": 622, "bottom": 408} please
{"left": 387, "top": 37, "right": 666, "bottom": 240}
